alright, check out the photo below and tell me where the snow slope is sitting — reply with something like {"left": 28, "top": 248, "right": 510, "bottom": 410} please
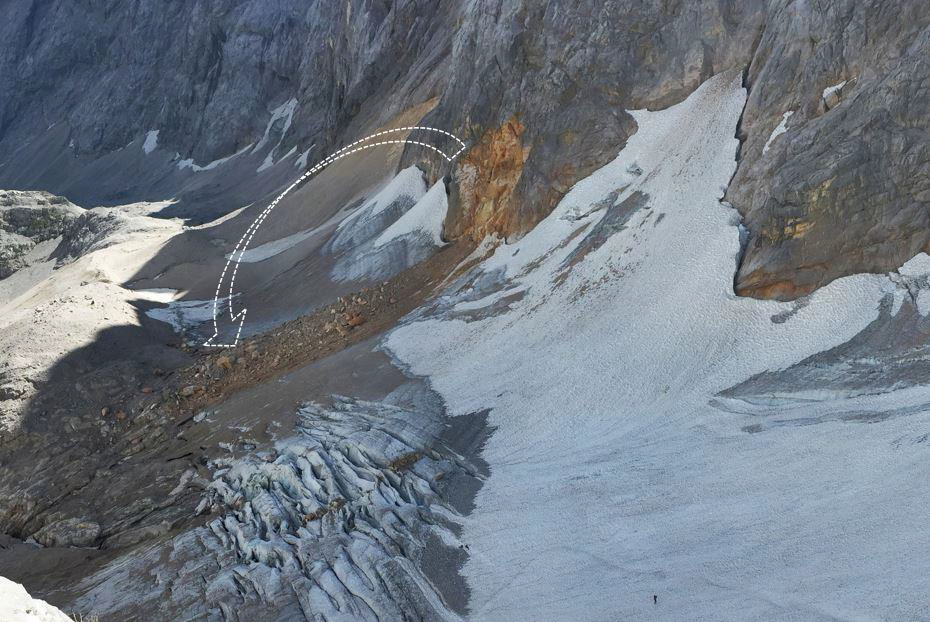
{"left": 332, "top": 166, "right": 427, "bottom": 237}
{"left": 329, "top": 167, "right": 448, "bottom": 283}
{"left": 0, "top": 576, "right": 72, "bottom": 621}
{"left": 386, "top": 72, "right": 930, "bottom": 620}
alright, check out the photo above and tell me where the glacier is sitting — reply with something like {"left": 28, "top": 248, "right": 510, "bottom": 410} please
{"left": 385, "top": 71, "right": 930, "bottom": 620}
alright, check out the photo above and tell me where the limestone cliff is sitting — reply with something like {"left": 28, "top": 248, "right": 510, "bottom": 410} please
{"left": 0, "top": 0, "right": 928, "bottom": 297}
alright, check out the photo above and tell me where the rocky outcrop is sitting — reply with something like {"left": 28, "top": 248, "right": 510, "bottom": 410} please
{"left": 447, "top": 117, "right": 530, "bottom": 241}
{"left": 0, "top": 190, "right": 82, "bottom": 278}
{"left": 33, "top": 517, "right": 101, "bottom": 548}
{"left": 0, "top": 190, "right": 82, "bottom": 240}
{"left": 0, "top": 230, "right": 33, "bottom": 278}
{"left": 54, "top": 208, "right": 147, "bottom": 261}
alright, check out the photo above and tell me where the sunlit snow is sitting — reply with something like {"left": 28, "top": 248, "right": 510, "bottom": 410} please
{"left": 374, "top": 180, "right": 448, "bottom": 248}
{"left": 386, "top": 72, "right": 928, "bottom": 621}
{"left": 0, "top": 576, "right": 71, "bottom": 621}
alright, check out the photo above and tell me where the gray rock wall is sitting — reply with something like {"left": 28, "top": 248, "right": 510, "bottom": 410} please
{"left": 410, "top": 0, "right": 764, "bottom": 240}
{"left": 0, "top": 0, "right": 928, "bottom": 298}
{"left": 727, "top": 0, "right": 930, "bottom": 299}
{"left": 0, "top": 0, "right": 451, "bottom": 163}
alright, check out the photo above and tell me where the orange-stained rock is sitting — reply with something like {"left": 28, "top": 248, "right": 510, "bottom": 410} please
{"left": 448, "top": 117, "right": 530, "bottom": 242}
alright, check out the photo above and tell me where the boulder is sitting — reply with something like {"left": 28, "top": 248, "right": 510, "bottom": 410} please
{"left": 33, "top": 517, "right": 101, "bottom": 548}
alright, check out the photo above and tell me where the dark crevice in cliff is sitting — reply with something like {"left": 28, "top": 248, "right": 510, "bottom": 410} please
{"left": 728, "top": 20, "right": 767, "bottom": 296}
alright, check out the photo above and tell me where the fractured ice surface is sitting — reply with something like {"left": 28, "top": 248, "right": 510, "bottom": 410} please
{"left": 146, "top": 296, "right": 237, "bottom": 333}
{"left": 72, "top": 393, "right": 476, "bottom": 621}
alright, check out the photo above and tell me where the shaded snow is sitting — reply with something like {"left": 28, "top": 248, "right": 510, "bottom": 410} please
{"left": 335, "top": 166, "right": 427, "bottom": 234}
{"left": 762, "top": 111, "right": 793, "bottom": 154}
{"left": 227, "top": 221, "right": 330, "bottom": 263}
{"left": 889, "top": 252, "right": 930, "bottom": 315}
{"left": 295, "top": 144, "right": 315, "bottom": 169}
{"left": 374, "top": 180, "right": 448, "bottom": 248}
{"left": 897, "top": 252, "right": 930, "bottom": 277}
{"left": 254, "top": 98, "right": 298, "bottom": 172}
{"left": 142, "top": 129, "right": 159, "bottom": 154}
{"left": 0, "top": 577, "right": 71, "bottom": 621}
{"left": 257, "top": 145, "right": 297, "bottom": 173}
{"left": 328, "top": 168, "right": 447, "bottom": 283}
{"left": 385, "top": 72, "right": 927, "bottom": 620}
{"left": 176, "top": 142, "right": 253, "bottom": 172}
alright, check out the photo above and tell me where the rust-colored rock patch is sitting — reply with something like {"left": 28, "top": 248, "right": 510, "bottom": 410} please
{"left": 452, "top": 117, "right": 530, "bottom": 241}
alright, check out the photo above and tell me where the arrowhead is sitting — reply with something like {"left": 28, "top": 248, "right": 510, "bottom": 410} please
{"left": 202, "top": 307, "right": 247, "bottom": 348}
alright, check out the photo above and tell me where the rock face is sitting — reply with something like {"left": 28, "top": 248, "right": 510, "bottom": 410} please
{"left": 419, "top": 0, "right": 762, "bottom": 242}
{"left": 0, "top": 0, "right": 453, "bottom": 214}
{"left": 0, "top": 230, "right": 33, "bottom": 278}
{"left": 726, "top": 0, "right": 930, "bottom": 299}
{"left": 0, "top": 190, "right": 82, "bottom": 241}
{"left": 1, "top": 1, "right": 927, "bottom": 298}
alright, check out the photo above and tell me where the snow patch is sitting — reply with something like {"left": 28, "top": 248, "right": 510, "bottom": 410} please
{"left": 252, "top": 98, "right": 298, "bottom": 154}
{"left": 176, "top": 143, "right": 253, "bottom": 172}
{"left": 335, "top": 165, "right": 428, "bottom": 233}
{"left": 822, "top": 79, "right": 847, "bottom": 100}
{"left": 374, "top": 180, "right": 448, "bottom": 248}
{"left": 142, "top": 129, "right": 159, "bottom": 154}
{"left": 253, "top": 98, "right": 298, "bottom": 173}
{"left": 227, "top": 222, "right": 330, "bottom": 263}
{"left": 897, "top": 252, "right": 930, "bottom": 278}
{"left": 257, "top": 144, "right": 297, "bottom": 173}
{"left": 295, "top": 144, "right": 315, "bottom": 169}
{"left": 129, "top": 287, "right": 180, "bottom": 303}
{"left": 146, "top": 296, "right": 235, "bottom": 333}
{"left": 327, "top": 167, "right": 446, "bottom": 282}
{"left": 762, "top": 111, "right": 793, "bottom": 154}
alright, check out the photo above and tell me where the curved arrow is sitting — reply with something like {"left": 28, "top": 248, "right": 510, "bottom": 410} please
{"left": 203, "top": 126, "right": 467, "bottom": 347}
